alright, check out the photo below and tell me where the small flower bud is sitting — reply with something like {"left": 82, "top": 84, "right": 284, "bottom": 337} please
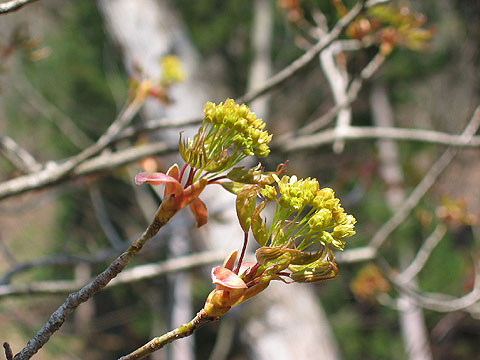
{"left": 308, "top": 209, "right": 333, "bottom": 231}
{"left": 333, "top": 224, "right": 356, "bottom": 239}
{"left": 260, "top": 185, "right": 277, "bottom": 200}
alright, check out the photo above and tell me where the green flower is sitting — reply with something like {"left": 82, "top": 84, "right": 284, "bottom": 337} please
{"left": 247, "top": 175, "right": 356, "bottom": 252}
{"left": 180, "top": 99, "right": 272, "bottom": 178}
{"left": 274, "top": 174, "right": 319, "bottom": 211}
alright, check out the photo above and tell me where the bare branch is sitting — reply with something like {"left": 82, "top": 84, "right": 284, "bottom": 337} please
{"left": 365, "top": 0, "right": 389, "bottom": 6}
{"left": 88, "top": 183, "right": 124, "bottom": 249}
{"left": 238, "top": 1, "right": 367, "bottom": 104}
{"left": 369, "top": 106, "right": 480, "bottom": 250}
{"left": 119, "top": 309, "right": 214, "bottom": 360}
{"left": 283, "top": 125, "right": 480, "bottom": 152}
{"left": 2, "top": 114, "right": 479, "bottom": 202}
{"left": 320, "top": 43, "right": 350, "bottom": 153}
{"left": 0, "top": 135, "right": 42, "bottom": 173}
{"left": 0, "top": 232, "right": 17, "bottom": 267}
{"left": 117, "top": 116, "right": 202, "bottom": 141}
{"left": 0, "top": 250, "right": 226, "bottom": 298}
{"left": 336, "top": 246, "right": 376, "bottom": 263}
{"left": 12, "top": 199, "right": 177, "bottom": 360}
{"left": 370, "top": 81, "right": 432, "bottom": 360}
{"left": 337, "top": 106, "right": 480, "bottom": 264}
{"left": 380, "top": 256, "right": 480, "bottom": 313}
{"left": 12, "top": 73, "right": 93, "bottom": 149}
{"left": 1, "top": 247, "right": 117, "bottom": 285}
{"left": 0, "top": 95, "right": 146, "bottom": 201}
{"left": 0, "top": 141, "right": 175, "bottom": 201}
{"left": 278, "top": 51, "right": 386, "bottom": 142}
{"left": 398, "top": 224, "right": 448, "bottom": 284}
{"left": 0, "top": 0, "right": 38, "bottom": 14}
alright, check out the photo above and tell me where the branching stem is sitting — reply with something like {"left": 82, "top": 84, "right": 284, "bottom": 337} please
{"left": 12, "top": 202, "right": 179, "bottom": 360}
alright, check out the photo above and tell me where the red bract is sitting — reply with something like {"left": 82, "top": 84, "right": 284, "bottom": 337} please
{"left": 135, "top": 164, "right": 209, "bottom": 227}
{"left": 204, "top": 251, "right": 270, "bottom": 318}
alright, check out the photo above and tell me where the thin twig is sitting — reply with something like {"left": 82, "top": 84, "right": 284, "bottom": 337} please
{"left": 283, "top": 124, "right": 480, "bottom": 151}
{"left": 0, "top": 135, "right": 42, "bottom": 173}
{"left": 379, "top": 255, "right": 480, "bottom": 313}
{"left": 88, "top": 183, "right": 124, "bottom": 249}
{"left": 0, "top": 232, "right": 17, "bottom": 267}
{"left": 0, "top": 0, "right": 38, "bottom": 14}
{"left": 277, "top": 51, "right": 386, "bottom": 143}
{"left": 12, "top": 72, "right": 93, "bottom": 149}
{"left": 1, "top": 247, "right": 117, "bottom": 285}
{"left": 0, "top": 93, "right": 146, "bottom": 201}
{"left": 118, "top": 309, "right": 214, "bottom": 360}
{"left": 369, "top": 106, "right": 480, "bottom": 250}
{"left": 12, "top": 201, "right": 178, "bottom": 360}
{"left": 336, "top": 246, "right": 377, "bottom": 263}
{"left": 116, "top": 116, "right": 202, "bottom": 142}
{"left": 238, "top": 1, "right": 367, "bottom": 104}
{"left": 0, "top": 250, "right": 227, "bottom": 297}
{"left": 398, "top": 224, "right": 448, "bottom": 284}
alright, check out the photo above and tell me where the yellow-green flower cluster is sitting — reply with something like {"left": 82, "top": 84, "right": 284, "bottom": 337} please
{"left": 161, "top": 55, "right": 186, "bottom": 85}
{"left": 180, "top": 99, "right": 273, "bottom": 178}
{"left": 203, "top": 99, "right": 272, "bottom": 158}
{"left": 258, "top": 175, "right": 356, "bottom": 251}
{"left": 274, "top": 174, "right": 319, "bottom": 210}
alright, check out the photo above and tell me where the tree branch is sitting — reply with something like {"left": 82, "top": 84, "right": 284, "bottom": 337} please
{"left": 12, "top": 71, "right": 93, "bottom": 149}
{"left": 238, "top": 1, "right": 367, "bottom": 104}
{"left": 12, "top": 201, "right": 178, "bottom": 360}
{"left": 0, "top": 135, "right": 42, "bottom": 173}
{"left": 369, "top": 106, "right": 480, "bottom": 250}
{"left": 380, "top": 255, "right": 480, "bottom": 313}
{"left": 397, "top": 224, "right": 448, "bottom": 284}
{"left": 0, "top": 0, "right": 38, "bottom": 14}
{"left": 0, "top": 250, "right": 227, "bottom": 298}
{"left": 338, "top": 106, "right": 480, "bottom": 263}
{"left": 275, "top": 52, "right": 387, "bottom": 141}
{"left": 1, "top": 247, "right": 117, "bottom": 285}
{"left": 3, "top": 117, "right": 479, "bottom": 202}
{"left": 283, "top": 125, "right": 480, "bottom": 152}
{"left": 0, "top": 93, "right": 150, "bottom": 201}
{"left": 3, "top": 342, "right": 13, "bottom": 360}
{"left": 0, "top": 141, "right": 175, "bottom": 201}
{"left": 118, "top": 309, "right": 214, "bottom": 360}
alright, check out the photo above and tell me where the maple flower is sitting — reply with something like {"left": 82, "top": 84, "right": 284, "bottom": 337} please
{"left": 245, "top": 174, "right": 356, "bottom": 252}
{"left": 179, "top": 99, "right": 272, "bottom": 180}
{"left": 136, "top": 99, "right": 277, "bottom": 227}
{"left": 233, "top": 173, "right": 356, "bottom": 286}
